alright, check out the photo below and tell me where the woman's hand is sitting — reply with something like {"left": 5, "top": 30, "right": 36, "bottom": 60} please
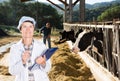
{"left": 22, "top": 50, "right": 30, "bottom": 64}
{"left": 35, "top": 55, "right": 46, "bottom": 67}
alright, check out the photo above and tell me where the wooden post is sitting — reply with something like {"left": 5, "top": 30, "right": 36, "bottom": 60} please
{"left": 80, "top": 0, "right": 85, "bottom": 22}
{"left": 103, "top": 28, "right": 111, "bottom": 71}
{"left": 112, "top": 24, "right": 117, "bottom": 76}
{"left": 116, "top": 24, "right": 120, "bottom": 79}
{"left": 69, "top": 0, "right": 73, "bottom": 23}
{"left": 64, "top": 0, "right": 67, "bottom": 22}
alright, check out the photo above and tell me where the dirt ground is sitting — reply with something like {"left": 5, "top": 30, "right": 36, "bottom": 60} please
{"left": 0, "top": 36, "right": 95, "bottom": 81}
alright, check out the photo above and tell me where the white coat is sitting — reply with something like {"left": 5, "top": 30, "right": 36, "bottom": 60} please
{"left": 9, "top": 39, "right": 51, "bottom": 81}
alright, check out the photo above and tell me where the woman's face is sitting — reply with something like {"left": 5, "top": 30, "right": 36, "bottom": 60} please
{"left": 20, "top": 22, "right": 34, "bottom": 38}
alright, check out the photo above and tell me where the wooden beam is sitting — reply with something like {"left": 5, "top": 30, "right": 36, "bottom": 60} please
{"left": 47, "top": 0, "right": 64, "bottom": 11}
{"left": 73, "top": 0, "right": 80, "bottom": 7}
{"left": 64, "top": 0, "right": 67, "bottom": 22}
{"left": 80, "top": 0, "right": 85, "bottom": 22}
{"left": 69, "top": 0, "right": 73, "bottom": 23}
{"left": 58, "top": 0, "right": 68, "bottom": 6}
{"left": 116, "top": 25, "right": 120, "bottom": 79}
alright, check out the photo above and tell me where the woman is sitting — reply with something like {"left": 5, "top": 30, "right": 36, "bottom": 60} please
{"left": 9, "top": 16, "right": 51, "bottom": 81}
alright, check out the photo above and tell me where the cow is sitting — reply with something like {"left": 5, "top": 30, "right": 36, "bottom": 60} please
{"left": 72, "top": 28, "right": 103, "bottom": 55}
{"left": 57, "top": 29, "right": 76, "bottom": 44}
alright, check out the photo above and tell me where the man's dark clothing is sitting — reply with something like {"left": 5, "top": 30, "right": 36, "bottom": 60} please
{"left": 40, "top": 26, "right": 51, "bottom": 48}
{"left": 40, "top": 26, "right": 51, "bottom": 37}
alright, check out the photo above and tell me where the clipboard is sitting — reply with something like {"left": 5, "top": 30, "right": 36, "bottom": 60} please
{"left": 42, "top": 47, "right": 58, "bottom": 60}
{"left": 28, "top": 47, "right": 58, "bottom": 71}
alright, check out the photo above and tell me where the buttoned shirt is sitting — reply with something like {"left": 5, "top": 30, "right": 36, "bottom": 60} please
{"left": 9, "top": 39, "right": 51, "bottom": 81}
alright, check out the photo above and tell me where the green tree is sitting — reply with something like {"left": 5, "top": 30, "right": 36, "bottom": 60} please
{"left": 97, "top": 6, "right": 120, "bottom": 21}
{"left": 0, "top": 2, "right": 13, "bottom": 25}
{"left": 0, "top": 0, "right": 62, "bottom": 29}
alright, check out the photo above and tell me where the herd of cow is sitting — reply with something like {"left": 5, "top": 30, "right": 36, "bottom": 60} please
{"left": 58, "top": 28, "right": 103, "bottom": 54}
{"left": 56, "top": 28, "right": 119, "bottom": 78}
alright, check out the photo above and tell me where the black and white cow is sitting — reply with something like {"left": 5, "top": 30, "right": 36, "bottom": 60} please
{"left": 57, "top": 28, "right": 103, "bottom": 55}
{"left": 58, "top": 29, "right": 76, "bottom": 43}
{"left": 72, "top": 28, "right": 103, "bottom": 55}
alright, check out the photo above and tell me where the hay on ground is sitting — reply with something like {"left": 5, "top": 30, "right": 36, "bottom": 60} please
{"left": 48, "top": 42, "right": 95, "bottom": 81}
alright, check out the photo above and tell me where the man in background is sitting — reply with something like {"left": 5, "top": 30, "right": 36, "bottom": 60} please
{"left": 40, "top": 22, "right": 51, "bottom": 48}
